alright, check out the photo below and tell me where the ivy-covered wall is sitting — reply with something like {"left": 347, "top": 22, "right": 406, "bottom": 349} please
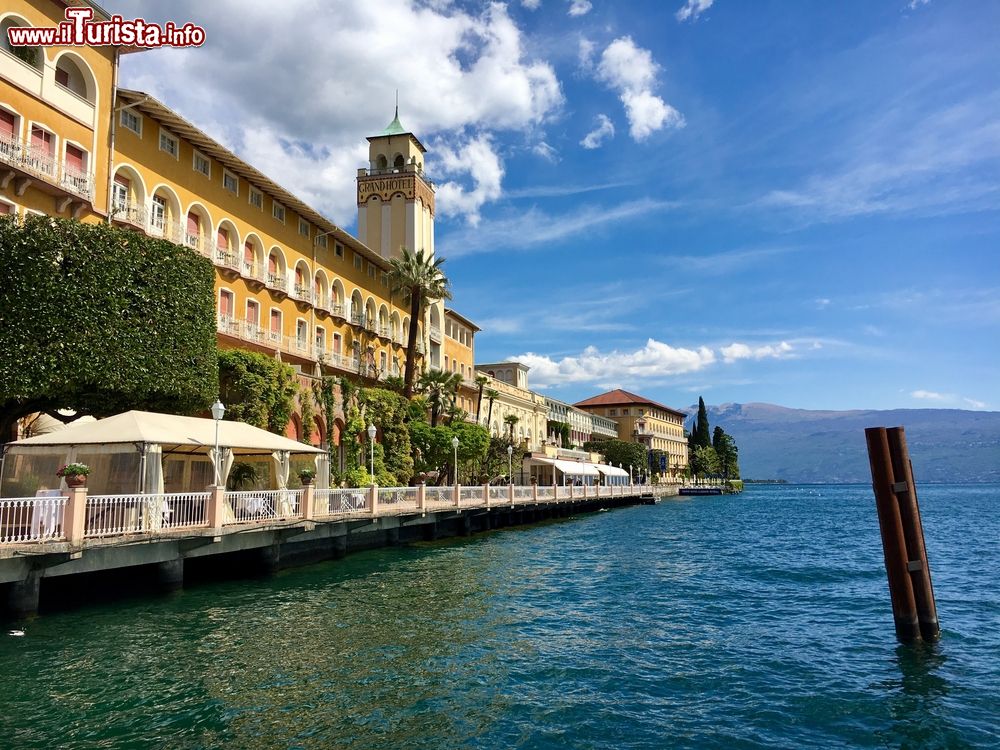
{"left": 0, "top": 216, "right": 218, "bottom": 437}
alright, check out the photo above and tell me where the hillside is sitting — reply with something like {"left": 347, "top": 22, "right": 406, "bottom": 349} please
{"left": 685, "top": 403, "right": 1000, "bottom": 483}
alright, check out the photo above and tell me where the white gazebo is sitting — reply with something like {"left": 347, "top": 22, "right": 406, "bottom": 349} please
{"left": 0, "top": 410, "right": 327, "bottom": 497}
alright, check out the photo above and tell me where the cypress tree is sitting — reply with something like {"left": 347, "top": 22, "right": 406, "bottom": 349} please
{"left": 695, "top": 397, "right": 711, "bottom": 448}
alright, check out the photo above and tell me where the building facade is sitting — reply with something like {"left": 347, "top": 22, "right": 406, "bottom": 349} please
{"left": 1, "top": 0, "right": 481, "bottom": 462}
{"left": 574, "top": 389, "right": 689, "bottom": 480}
{"left": 443, "top": 308, "right": 480, "bottom": 419}
{"left": 0, "top": 0, "right": 123, "bottom": 224}
{"left": 474, "top": 362, "right": 547, "bottom": 450}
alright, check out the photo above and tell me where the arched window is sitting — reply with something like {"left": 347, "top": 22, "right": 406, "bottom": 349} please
{"left": 393, "top": 154, "right": 405, "bottom": 169}
{"left": 1, "top": 17, "right": 42, "bottom": 71}
{"left": 54, "top": 54, "right": 93, "bottom": 101}
{"left": 376, "top": 154, "right": 388, "bottom": 171}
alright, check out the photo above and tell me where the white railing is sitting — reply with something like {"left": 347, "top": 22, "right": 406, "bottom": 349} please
{"left": 267, "top": 273, "right": 287, "bottom": 292}
{"left": 0, "top": 496, "right": 66, "bottom": 543}
{"left": 292, "top": 285, "right": 312, "bottom": 303}
{"left": 242, "top": 260, "right": 264, "bottom": 282}
{"left": 60, "top": 162, "right": 93, "bottom": 200}
{"left": 378, "top": 486, "right": 419, "bottom": 514}
{"left": 21, "top": 141, "right": 55, "bottom": 177}
{"left": 112, "top": 202, "right": 147, "bottom": 227}
{"left": 430, "top": 325, "right": 442, "bottom": 342}
{"left": 458, "top": 486, "right": 482, "bottom": 506}
{"left": 328, "top": 303, "right": 345, "bottom": 317}
{"left": 86, "top": 495, "right": 149, "bottom": 537}
{"left": 0, "top": 485, "right": 647, "bottom": 548}
{"left": 314, "top": 488, "right": 368, "bottom": 517}
{"left": 0, "top": 131, "right": 22, "bottom": 167}
{"left": 226, "top": 489, "right": 301, "bottom": 524}
{"left": 424, "top": 487, "right": 453, "bottom": 506}
{"left": 350, "top": 312, "right": 364, "bottom": 327}
{"left": 488, "top": 486, "right": 508, "bottom": 502}
{"left": 215, "top": 247, "right": 240, "bottom": 272}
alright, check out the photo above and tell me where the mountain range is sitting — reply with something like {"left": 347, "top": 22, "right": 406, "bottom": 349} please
{"left": 683, "top": 403, "right": 1000, "bottom": 483}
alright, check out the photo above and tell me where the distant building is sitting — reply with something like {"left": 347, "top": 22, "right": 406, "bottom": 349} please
{"left": 575, "top": 389, "right": 688, "bottom": 480}
{"left": 474, "top": 361, "right": 547, "bottom": 450}
{"left": 443, "top": 308, "right": 480, "bottom": 418}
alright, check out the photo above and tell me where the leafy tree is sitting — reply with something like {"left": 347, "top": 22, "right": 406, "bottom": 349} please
{"left": 358, "top": 386, "right": 414, "bottom": 486}
{"left": 0, "top": 216, "right": 218, "bottom": 442}
{"left": 484, "top": 388, "right": 499, "bottom": 431}
{"left": 695, "top": 396, "right": 711, "bottom": 448}
{"left": 408, "top": 420, "right": 489, "bottom": 484}
{"left": 583, "top": 439, "right": 647, "bottom": 474}
{"left": 483, "top": 434, "right": 519, "bottom": 483}
{"left": 388, "top": 248, "right": 451, "bottom": 398}
{"left": 312, "top": 376, "right": 341, "bottom": 480}
{"left": 218, "top": 349, "right": 299, "bottom": 434}
{"left": 417, "top": 368, "right": 462, "bottom": 427}
{"left": 504, "top": 413, "right": 519, "bottom": 440}
{"left": 547, "top": 420, "right": 571, "bottom": 448}
{"left": 475, "top": 374, "right": 488, "bottom": 423}
{"left": 713, "top": 426, "right": 740, "bottom": 480}
{"left": 690, "top": 445, "right": 721, "bottom": 478}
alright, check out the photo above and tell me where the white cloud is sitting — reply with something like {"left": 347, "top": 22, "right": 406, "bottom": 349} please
{"left": 568, "top": 0, "right": 592, "bottom": 16}
{"left": 522, "top": 0, "right": 541, "bottom": 9}
{"left": 659, "top": 245, "right": 796, "bottom": 275}
{"left": 815, "top": 298, "right": 832, "bottom": 309}
{"left": 911, "top": 389, "right": 949, "bottom": 401}
{"left": 508, "top": 338, "right": 801, "bottom": 388}
{"left": 580, "top": 114, "right": 616, "bottom": 149}
{"left": 908, "top": 0, "right": 930, "bottom": 9}
{"left": 118, "top": 0, "right": 562, "bottom": 224}
{"left": 720, "top": 341, "right": 793, "bottom": 363}
{"left": 964, "top": 397, "right": 987, "bottom": 409}
{"left": 596, "top": 37, "right": 685, "bottom": 140}
{"left": 433, "top": 133, "right": 505, "bottom": 226}
{"left": 439, "top": 197, "right": 680, "bottom": 256}
{"left": 676, "top": 0, "right": 714, "bottom": 22}
{"left": 514, "top": 340, "right": 717, "bottom": 387}
{"left": 532, "top": 141, "right": 559, "bottom": 162}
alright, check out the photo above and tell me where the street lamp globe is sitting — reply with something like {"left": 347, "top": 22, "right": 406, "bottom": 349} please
{"left": 211, "top": 398, "right": 225, "bottom": 421}
{"left": 507, "top": 444, "right": 513, "bottom": 483}
{"left": 367, "top": 424, "right": 377, "bottom": 442}
{"left": 451, "top": 436, "right": 460, "bottom": 485}
{"left": 367, "top": 424, "right": 377, "bottom": 479}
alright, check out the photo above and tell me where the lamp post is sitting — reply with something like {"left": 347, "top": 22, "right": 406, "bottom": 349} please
{"left": 507, "top": 444, "right": 513, "bottom": 484}
{"left": 451, "top": 435, "right": 460, "bottom": 485}
{"left": 367, "top": 424, "right": 377, "bottom": 479}
{"left": 211, "top": 398, "right": 225, "bottom": 487}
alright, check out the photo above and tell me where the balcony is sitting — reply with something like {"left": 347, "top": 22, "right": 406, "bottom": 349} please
{"left": 216, "top": 315, "right": 241, "bottom": 337}
{"left": 292, "top": 285, "right": 312, "bottom": 304}
{"left": 111, "top": 202, "right": 148, "bottom": 229}
{"left": 0, "top": 132, "right": 95, "bottom": 209}
{"left": 378, "top": 325, "right": 391, "bottom": 339}
{"left": 267, "top": 273, "right": 287, "bottom": 294}
{"left": 214, "top": 247, "right": 240, "bottom": 274}
{"left": 328, "top": 303, "right": 345, "bottom": 318}
{"left": 241, "top": 260, "right": 264, "bottom": 284}
{"left": 314, "top": 295, "right": 329, "bottom": 312}
{"left": 350, "top": 312, "right": 364, "bottom": 327}
{"left": 429, "top": 325, "right": 442, "bottom": 343}
{"left": 60, "top": 163, "right": 93, "bottom": 201}
{"left": 366, "top": 316, "right": 378, "bottom": 332}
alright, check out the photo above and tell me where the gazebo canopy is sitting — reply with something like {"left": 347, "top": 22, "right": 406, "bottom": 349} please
{"left": 10, "top": 410, "right": 324, "bottom": 456}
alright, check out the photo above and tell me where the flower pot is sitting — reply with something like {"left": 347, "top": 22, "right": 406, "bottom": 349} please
{"left": 300, "top": 476, "right": 313, "bottom": 486}
{"left": 65, "top": 475, "right": 86, "bottom": 488}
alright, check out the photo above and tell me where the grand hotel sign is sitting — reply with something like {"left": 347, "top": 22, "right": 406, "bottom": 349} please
{"left": 358, "top": 174, "right": 435, "bottom": 210}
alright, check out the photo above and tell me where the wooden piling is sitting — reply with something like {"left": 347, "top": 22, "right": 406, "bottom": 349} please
{"left": 885, "top": 427, "right": 940, "bottom": 641}
{"left": 865, "top": 426, "right": 939, "bottom": 643}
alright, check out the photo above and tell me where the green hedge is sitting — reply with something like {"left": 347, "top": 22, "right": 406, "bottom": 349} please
{"left": 0, "top": 216, "right": 218, "bottom": 432}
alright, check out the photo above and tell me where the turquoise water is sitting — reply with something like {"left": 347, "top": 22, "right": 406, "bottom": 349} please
{"left": 1, "top": 484, "right": 998, "bottom": 749}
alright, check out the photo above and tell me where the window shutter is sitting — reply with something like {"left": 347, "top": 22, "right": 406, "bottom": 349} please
{"left": 65, "top": 144, "right": 84, "bottom": 171}
{"left": 0, "top": 110, "right": 15, "bottom": 137}
{"left": 186, "top": 212, "right": 199, "bottom": 235}
{"left": 216, "top": 228, "right": 228, "bottom": 250}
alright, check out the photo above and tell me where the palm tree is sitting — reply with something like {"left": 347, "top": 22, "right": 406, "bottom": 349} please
{"left": 474, "top": 374, "right": 488, "bottom": 424}
{"left": 418, "top": 369, "right": 462, "bottom": 427}
{"left": 504, "top": 414, "right": 519, "bottom": 441}
{"left": 485, "top": 388, "right": 499, "bottom": 432}
{"left": 388, "top": 247, "right": 451, "bottom": 399}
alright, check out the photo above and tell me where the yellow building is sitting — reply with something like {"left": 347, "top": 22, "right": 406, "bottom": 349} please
{"left": 443, "top": 308, "right": 480, "bottom": 418}
{"left": 475, "top": 362, "right": 548, "bottom": 450}
{"left": 0, "top": 0, "right": 127, "bottom": 222}
{"left": 574, "top": 389, "right": 688, "bottom": 480}
{"left": 2, "top": 2, "right": 484, "bottom": 465}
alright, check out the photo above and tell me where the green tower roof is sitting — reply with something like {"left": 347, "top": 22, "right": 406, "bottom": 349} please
{"left": 381, "top": 106, "right": 406, "bottom": 136}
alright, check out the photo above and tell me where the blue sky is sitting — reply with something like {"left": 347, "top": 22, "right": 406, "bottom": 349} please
{"left": 116, "top": 0, "right": 999, "bottom": 412}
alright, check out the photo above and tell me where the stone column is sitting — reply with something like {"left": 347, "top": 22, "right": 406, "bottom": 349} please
{"left": 418, "top": 482, "right": 427, "bottom": 513}
{"left": 7, "top": 570, "right": 41, "bottom": 618}
{"left": 369, "top": 484, "right": 379, "bottom": 517}
{"left": 483, "top": 483, "right": 491, "bottom": 508}
{"left": 64, "top": 486, "right": 88, "bottom": 545}
{"left": 300, "top": 484, "right": 315, "bottom": 521}
{"left": 206, "top": 485, "right": 226, "bottom": 531}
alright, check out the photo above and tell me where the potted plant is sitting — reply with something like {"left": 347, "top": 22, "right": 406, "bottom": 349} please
{"left": 298, "top": 468, "right": 316, "bottom": 486}
{"left": 57, "top": 462, "right": 91, "bottom": 488}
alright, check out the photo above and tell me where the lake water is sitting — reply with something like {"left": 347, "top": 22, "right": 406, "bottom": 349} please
{"left": 1, "top": 484, "right": 998, "bottom": 749}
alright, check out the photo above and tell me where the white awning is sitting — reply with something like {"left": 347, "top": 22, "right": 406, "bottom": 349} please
{"left": 595, "top": 464, "right": 629, "bottom": 477}
{"left": 529, "top": 457, "right": 600, "bottom": 477}
{"left": 9, "top": 410, "right": 325, "bottom": 456}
